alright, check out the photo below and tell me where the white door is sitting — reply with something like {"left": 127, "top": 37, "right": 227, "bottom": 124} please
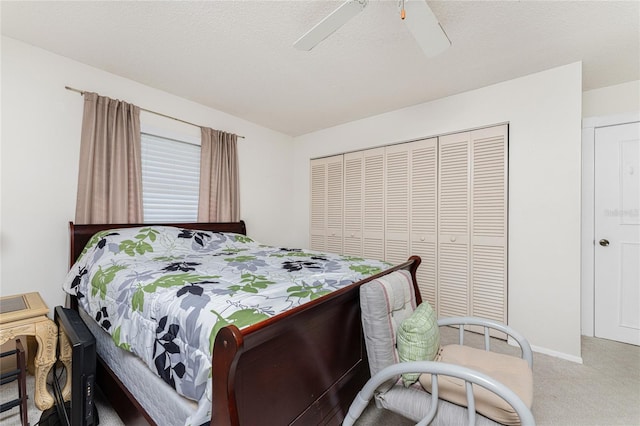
{"left": 438, "top": 131, "right": 470, "bottom": 318}
{"left": 309, "top": 158, "right": 327, "bottom": 251}
{"left": 362, "top": 148, "right": 385, "bottom": 261}
{"left": 410, "top": 138, "right": 438, "bottom": 308}
{"left": 309, "top": 155, "right": 343, "bottom": 253}
{"left": 326, "top": 156, "right": 344, "bottom": 254}
{"left": 385, "top": 144, "right": 410, "bottom": 265}
{"left": 594, "top": 121, "right": 640, "bottom": 346}
{"left": 343, "top": 152, "right": 363, "bottom": 256}
{"left": 470, "top": 125, "right": 508, "bottom": 325}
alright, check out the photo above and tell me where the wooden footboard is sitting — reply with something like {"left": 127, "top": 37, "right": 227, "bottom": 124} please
{"left": 68, "top": 221, "right": 421, "bottom": 425}
{"left": 211, "top": 256, "right": 422, "bottom": 426}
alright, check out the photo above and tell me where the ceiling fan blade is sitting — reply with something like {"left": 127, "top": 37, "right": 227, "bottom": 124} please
{"left": 294, "top": 0, "right": 368, "bottom": 51}
{"left": 403, "top": 0, "right": 450, "bottom": 58}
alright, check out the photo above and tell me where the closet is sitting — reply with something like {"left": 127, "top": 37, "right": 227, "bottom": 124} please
{"left": 309, "top": 124, "right": 507, "bottom": 323}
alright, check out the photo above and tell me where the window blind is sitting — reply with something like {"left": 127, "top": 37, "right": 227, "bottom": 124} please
{"left": 141, "top": 133, "right": 200, "bottom": 223}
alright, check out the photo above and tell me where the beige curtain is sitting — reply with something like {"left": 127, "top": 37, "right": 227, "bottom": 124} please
{"left": 75, "top": 92, "right": 143, "bottom": 224}
{"left": 198, "top": 128, "right": 240, "bottom": 222}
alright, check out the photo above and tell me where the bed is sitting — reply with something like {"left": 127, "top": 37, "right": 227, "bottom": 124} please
{"left": 65, "top": 221, "right": 421, "bottom": 426}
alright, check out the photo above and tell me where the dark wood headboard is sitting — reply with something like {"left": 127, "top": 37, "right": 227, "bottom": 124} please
{"left": 68, "top": 220, "right": 247, "bottom": 267}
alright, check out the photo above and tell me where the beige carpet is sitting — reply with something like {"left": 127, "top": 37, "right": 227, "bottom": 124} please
{"left": 1, "top": 333, "right": 638, "bottom": 425}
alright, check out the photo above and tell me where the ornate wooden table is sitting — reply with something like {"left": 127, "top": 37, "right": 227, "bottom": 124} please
{"left": 0, "top": 292, "right": 57, "bottom": 410}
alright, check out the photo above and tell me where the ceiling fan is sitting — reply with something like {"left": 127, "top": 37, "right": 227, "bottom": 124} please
{"left": 294, "top": 0, "right": 450, "bottom": 58}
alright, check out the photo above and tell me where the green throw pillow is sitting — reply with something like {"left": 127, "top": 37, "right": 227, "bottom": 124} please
{"left": 396, "top": 302, "right": 440, "bottom": 387}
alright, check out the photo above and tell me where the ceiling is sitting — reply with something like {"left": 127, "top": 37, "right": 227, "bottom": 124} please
{"left": 2, "top": 1, "right": 639, "bottom": 137}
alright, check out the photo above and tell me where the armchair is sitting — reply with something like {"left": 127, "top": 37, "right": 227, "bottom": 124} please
{"left": 346, "top": 269, "right": 534, "bottom": 426}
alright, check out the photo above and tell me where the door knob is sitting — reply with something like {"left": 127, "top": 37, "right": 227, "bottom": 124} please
{"left": 599, "top": 239, "right": 610, "bottom": 247}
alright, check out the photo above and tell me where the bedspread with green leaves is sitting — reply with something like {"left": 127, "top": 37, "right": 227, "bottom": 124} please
{"left": 62, "top": 226, "right": 390, "bottom": 425}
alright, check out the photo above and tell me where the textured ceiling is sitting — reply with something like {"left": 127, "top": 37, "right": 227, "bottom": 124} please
{"left": 2, "top": 1, "right": 639, "bottom": 136}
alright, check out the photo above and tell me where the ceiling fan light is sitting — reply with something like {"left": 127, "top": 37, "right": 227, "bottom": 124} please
{"left": 403, "top": 0, "right": 450, "bottom": 58}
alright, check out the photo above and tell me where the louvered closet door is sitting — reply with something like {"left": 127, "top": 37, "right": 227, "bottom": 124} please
{"left": 343, "top": 151, "right": 363, "bottom": 256}
{"left": 438, "top": 132, "right": 470, "bottom": 318}
{"left": 385, "top": 144, "right": 410, "bottom": 265}
{"left": 309, "top": 155, "right": 343, "bottom": 253}
{"left": 470, "top": 125, "right": 507, "bottom": 324}
{"left": 310, "top": 158, "right": 327, "bottom": 251}
{"left": 409, "top": 138, "right": 438, "bottom": 307}
{"left": 326, "top": 156, "right": 344, "bottom": 254}
{"left": 363, "top": 148, "right": 385, "bottom": 261}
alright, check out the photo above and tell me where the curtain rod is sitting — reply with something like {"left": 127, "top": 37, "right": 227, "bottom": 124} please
{"left": 64, "top": 86, "right": 245, "bottom": 139}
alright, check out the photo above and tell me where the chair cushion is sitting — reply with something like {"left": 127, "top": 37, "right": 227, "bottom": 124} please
{"left": 376, "top": 383, "right": 502, "bottom": 426}
{"left": 419, "top": 344, "right": 533, "bottom": 426}
{"left": 396, "top": 301, "right": 440, "bottom": 386}
{"left": 360, "top": 269, "right": 416, "bottom": 389}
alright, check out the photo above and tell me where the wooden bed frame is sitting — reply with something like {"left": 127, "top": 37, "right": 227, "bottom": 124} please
{"left": 68, "top": 221, "right": 422, "bottom": 426}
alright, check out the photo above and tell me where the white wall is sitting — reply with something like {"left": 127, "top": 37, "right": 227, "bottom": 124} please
{"left": 290, "top": 63, "right": 584, "bottom": 361}
{"left": 0, "top": 36, "right": 586, "bottom": 360}
{"left": 583, "top": 80, "right": 640, "bottom": 119}
{"left": 580, "top": 80, "right": 640, "bottom": 336}
{"left": 0, "top": 37, "right": 294, "bottom": 314}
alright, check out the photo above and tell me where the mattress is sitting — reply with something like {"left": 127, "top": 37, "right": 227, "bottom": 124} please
{"left": 79, "top": 307, "right": 197, "bottom": 425}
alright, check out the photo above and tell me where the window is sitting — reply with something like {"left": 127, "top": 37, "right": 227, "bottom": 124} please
{"left": 141, "top": 133, "right": 200, "bottom": 223}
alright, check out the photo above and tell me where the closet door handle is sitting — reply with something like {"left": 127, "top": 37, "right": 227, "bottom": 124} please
{"left": 599, "top": 239, "right": 610, "bottom": 247}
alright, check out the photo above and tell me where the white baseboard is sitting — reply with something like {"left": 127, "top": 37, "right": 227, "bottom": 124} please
{"left": 530, "top": 344, "right": 583, "bottom": 364}
{"left": 507, "top": 337, "right": 584, "bottom": 364}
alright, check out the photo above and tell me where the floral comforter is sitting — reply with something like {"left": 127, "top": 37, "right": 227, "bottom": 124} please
{"left": 62, "top": 226, "right": 390, "bottom": 425}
